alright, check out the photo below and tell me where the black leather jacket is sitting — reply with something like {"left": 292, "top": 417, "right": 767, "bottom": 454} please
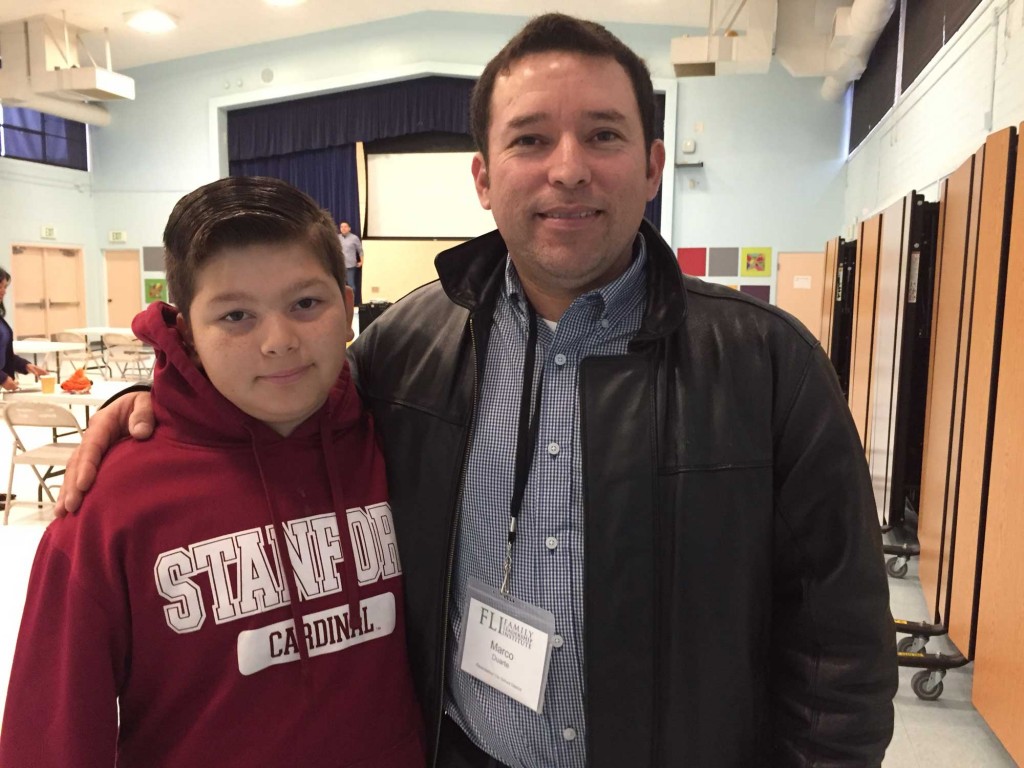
{"left": 350, "top": 221, "right": 897, "bottom": 768}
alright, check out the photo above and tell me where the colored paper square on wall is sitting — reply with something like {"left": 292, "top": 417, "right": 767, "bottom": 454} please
{"left": 740, "top": 284, "right": 771, "bottom": 303}
{"left": 708, "top": 247, "right": 739, "bottom": 276}
{"left": 740, "top": 247, "right": 773, "bottom": 277}
{"left": 677, "top": 247, "right": 707, "bottom": 276}
{"left": 145, "top": 278, "right": 168, "bottom": 304}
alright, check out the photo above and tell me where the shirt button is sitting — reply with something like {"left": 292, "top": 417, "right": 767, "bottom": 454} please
{"left": 563, "top": 727, "right": 577, "bottom": 742}
{"left": 552, "top": 634, "right": 564, "bottom": 648}
{"left": 554, "top": 353, "right": 567, "bottom": 366}
{"left": 547, "top": 442, "right": 560, "bottom": 456}
{"left": 545, "top": 536, "right": 558, "bottom": 550}
{"left": 600, "top": 319, "right": 610, "bottom": 329}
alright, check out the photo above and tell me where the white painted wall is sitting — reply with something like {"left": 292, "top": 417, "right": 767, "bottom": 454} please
{"left": 844, "top": 0, "right": 1024, "bottom": 233}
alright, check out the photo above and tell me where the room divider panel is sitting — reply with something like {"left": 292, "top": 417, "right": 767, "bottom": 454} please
{"left": 973, "top": 122, "right": 1024, "bottom": 766}
{"left": 917, "top": 149, "right": 980, "bottom": 623}
{"left": 847, "top": 215, "right": 882, "bottom": 444}
{"left": 820, "top": 237, "right": 840, "bottom": 357}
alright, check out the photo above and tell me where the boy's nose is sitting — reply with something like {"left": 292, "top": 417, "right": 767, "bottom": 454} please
{"left": 261, "top": 317, "right": 299, "bottom": 355}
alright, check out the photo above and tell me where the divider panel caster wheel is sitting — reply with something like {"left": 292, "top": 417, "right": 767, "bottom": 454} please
{"left": 897, "top": 636, "right": 926, "bottom": 653}
{"left": 911, "top": 670, "right": 944, "bottom": 701}
{"left": 886, "top": 556, "right": 909, "bottom": 579}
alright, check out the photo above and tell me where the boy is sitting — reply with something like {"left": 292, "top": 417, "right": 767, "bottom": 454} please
{"left": 0, "top": 177, "right": 425, "bottom": 767}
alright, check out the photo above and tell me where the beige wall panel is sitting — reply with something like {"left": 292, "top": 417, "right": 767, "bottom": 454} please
{"left": 974, "top": 122, "right": 1024, "bottom": 765}
{"left": 361, "top": 239, "right": 466, "bottom": 303}
{"left": 866, "top": 196, "right": 911, "bottom": 525}
{"left": 919, "top": 152, "right": 977, "bottom": 621}
{"left": 949, "top": 128, "right": 1013, "bottom": 654}
{"left": 776, "top": 252, "right": 826, "bottom": 340}
{"left": 821, "top": 237, "right": 839, "bottom": 356}
{"left": 848, "top": 216, "right": 882, "bottom": 446}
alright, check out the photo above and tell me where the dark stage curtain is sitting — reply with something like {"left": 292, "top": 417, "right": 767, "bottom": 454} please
{"left": 229, "top": 144, "right": 361, "bottom": 237}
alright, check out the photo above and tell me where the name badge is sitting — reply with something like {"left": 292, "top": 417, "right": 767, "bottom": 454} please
{"left": 459, "top": 578, "right": 556, "bottom": 713}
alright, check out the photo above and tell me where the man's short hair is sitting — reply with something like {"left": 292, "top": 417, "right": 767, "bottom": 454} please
{"left": 470, "top": 13, "right": 657, "bottom": 161}
{"left": 164, "top": 176, "right": 346, "bottom": 319}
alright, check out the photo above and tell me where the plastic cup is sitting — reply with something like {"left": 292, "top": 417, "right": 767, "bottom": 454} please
{"left": 40, "top": 374, "right": 57, "bottom": 394}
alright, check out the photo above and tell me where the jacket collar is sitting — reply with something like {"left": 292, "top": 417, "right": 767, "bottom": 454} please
{"left": 434, "top": 218, "right": 687, "bottom": 341}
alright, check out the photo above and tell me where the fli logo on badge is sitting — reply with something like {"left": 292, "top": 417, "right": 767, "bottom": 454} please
{"left": 459, "top": 577, "right": 556, "bottom": 713}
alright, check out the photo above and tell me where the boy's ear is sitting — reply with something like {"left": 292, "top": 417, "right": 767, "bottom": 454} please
{"left": 343, "top": 285, "right": 356, "bottom": 343}
{"left": 175, "top": 312, "right": 202, "bottom": 368}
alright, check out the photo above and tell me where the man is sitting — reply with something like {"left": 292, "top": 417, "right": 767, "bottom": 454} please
{"left": 339, "top": 220, "right": 364, "bottom": 305}
{"left": 59, "top": 13, "right": 897, "bottom": 768}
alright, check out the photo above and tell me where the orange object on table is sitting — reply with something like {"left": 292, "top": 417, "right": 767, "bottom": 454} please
{"left": 61, "top": 368, "right": 93, "bottom": 393}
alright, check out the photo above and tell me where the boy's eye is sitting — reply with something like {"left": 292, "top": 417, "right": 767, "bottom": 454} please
{"left": 221, "top": 310, "right": 247, "bottom": 323}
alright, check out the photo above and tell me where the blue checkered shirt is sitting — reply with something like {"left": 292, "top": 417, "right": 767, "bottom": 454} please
{"left": 446, "top": 236, "right": 648, "bottom": 768}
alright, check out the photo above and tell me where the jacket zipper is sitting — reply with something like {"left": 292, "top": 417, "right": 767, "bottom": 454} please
{"left": 431, "top": 315, "right": 480, "bottom": 766}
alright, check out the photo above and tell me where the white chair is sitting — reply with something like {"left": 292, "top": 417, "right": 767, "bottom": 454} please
{"left": 53, "top": 331, "right": 108, "bottom": 379}
{"left": 102, "top": 333, "right": 153, "bottom": 380}
{"left": 4, "top": 402, "right": 83, "bottom": 524}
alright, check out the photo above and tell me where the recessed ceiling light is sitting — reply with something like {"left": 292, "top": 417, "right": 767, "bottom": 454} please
{"left": 124, "top": 9, "right": 178, "bottom": 34}
{"left": 264, "top": 0, "right": 308, "bottom": 7}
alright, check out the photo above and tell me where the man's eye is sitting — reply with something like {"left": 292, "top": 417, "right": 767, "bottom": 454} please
{"left": 294, "top": 297, "right": 320, "bottom": 311}
{"left": 512, "top": 135, "right": 540, "bottom": 147}
{"left": 594, "top": 130, "right": 620, "bottom": 142}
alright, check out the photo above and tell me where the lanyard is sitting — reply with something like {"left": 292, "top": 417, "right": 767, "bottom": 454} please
{"left": 501, "top": 307, "right": 544, "bottom": 597}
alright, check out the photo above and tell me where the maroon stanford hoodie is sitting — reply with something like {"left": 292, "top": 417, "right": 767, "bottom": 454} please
{"left": 0, "top": 302, "right": 425, "bottom": 767}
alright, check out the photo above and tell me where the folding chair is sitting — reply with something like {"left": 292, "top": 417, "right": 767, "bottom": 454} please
{"left": 4, "top": 402, "right": 83, "bottom": 524}
{"left": 53, "top": 331, "right": 108, "bottom": 379}
{"left": 102, "top": 333, "right": 153, "bottom": 380}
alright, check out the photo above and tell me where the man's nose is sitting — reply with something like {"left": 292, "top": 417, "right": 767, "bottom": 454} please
{"left": 548, "top": 136, "right": 591, "bottom": 188}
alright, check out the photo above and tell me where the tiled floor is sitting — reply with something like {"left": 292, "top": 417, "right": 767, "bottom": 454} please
{"left": 0, "top": 412, "right": 1017, "bottom": 764}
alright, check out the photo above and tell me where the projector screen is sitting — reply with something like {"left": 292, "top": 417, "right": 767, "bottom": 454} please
{"left": 365, "top": 152, "right": 496, "bottom": 238}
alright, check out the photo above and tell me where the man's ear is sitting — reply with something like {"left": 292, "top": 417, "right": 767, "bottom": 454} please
{"left": 471, "top": 152, "right": 492, "bottom": 211}
{"left": 343, "top": 285, "right": 356, "bottom": 343}
{"left": 175, "top": 312, "right": 202, "bottom": 368}
{"left": 646, "top": 139, "right": 667, "bottom": 199}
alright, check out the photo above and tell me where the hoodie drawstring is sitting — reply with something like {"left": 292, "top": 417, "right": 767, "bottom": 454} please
{"left": 319, "top": 419, "right": 363, "bottom": 633}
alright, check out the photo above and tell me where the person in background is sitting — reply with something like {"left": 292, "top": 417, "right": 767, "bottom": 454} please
{"left": 0, "top": 267, "right": 49, "bottom": 392}
{"left": 339, "top": 220, "right": 364, "bottom": 306}
{"left": 56, "top": 13, "right": 897, "bottom": 768}
{"left": 0, "top": 177, "right": 425, "bottom": 767}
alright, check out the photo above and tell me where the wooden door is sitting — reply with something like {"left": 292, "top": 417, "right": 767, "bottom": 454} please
{"left": 44, "top": 248, "right": 86, "bottom": 331}
{"left": 10, "top": 246, "right": 47, "bottom": 337}
{"left": 775, "top": 252, "right": 826, "bottom": 340}
{"left": 10, "top": 245, "right": 86, "bottom": 338}
{"left": 104, "top": 250, "right": 142, "bottom": 326}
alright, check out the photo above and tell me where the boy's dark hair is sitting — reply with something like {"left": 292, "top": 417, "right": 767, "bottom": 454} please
{"left": 163, "top": 176, "right": 346, "bottom": 319}
{"left": 469, "top": 13, "right": 656, "bottom": 161}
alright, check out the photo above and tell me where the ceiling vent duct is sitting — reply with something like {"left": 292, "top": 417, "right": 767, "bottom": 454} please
{"left": 671, "top": 0, "right": 778, "bottom": 77}
{"left": 821, "top": 0, "right": 898, "bottom": 100}
{"left": 0, "top": 14, "right": 134, "bottom": 126}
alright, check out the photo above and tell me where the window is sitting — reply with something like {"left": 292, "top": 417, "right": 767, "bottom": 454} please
{"left": 0, "top": 106, "right": 88, "bottom": 171}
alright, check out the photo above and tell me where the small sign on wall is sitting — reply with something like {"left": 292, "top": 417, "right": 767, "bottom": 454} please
{"left": 40, "top": 225, "right": 56, "bottom": 240}
{"left": 109, "top": 230, "right": 128, "bottom": 243}
{"left": 793, "top": 275, "right": 813, "bottom": 290}
{"left": 145, "top": 278, "right": 168, "bottom": 304}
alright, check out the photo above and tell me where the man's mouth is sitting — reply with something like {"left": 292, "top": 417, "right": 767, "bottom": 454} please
{"left": 539, "top": 209, "right": 600, "bottom": 220}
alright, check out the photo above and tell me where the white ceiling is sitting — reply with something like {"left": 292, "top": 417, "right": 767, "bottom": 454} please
{"left": 0, "top": 0, "right": 843, "bottom": 72}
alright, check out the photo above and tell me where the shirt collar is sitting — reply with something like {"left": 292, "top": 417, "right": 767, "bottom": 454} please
{"left": 502, "top": 233, "right": 648, "bottom": 320}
